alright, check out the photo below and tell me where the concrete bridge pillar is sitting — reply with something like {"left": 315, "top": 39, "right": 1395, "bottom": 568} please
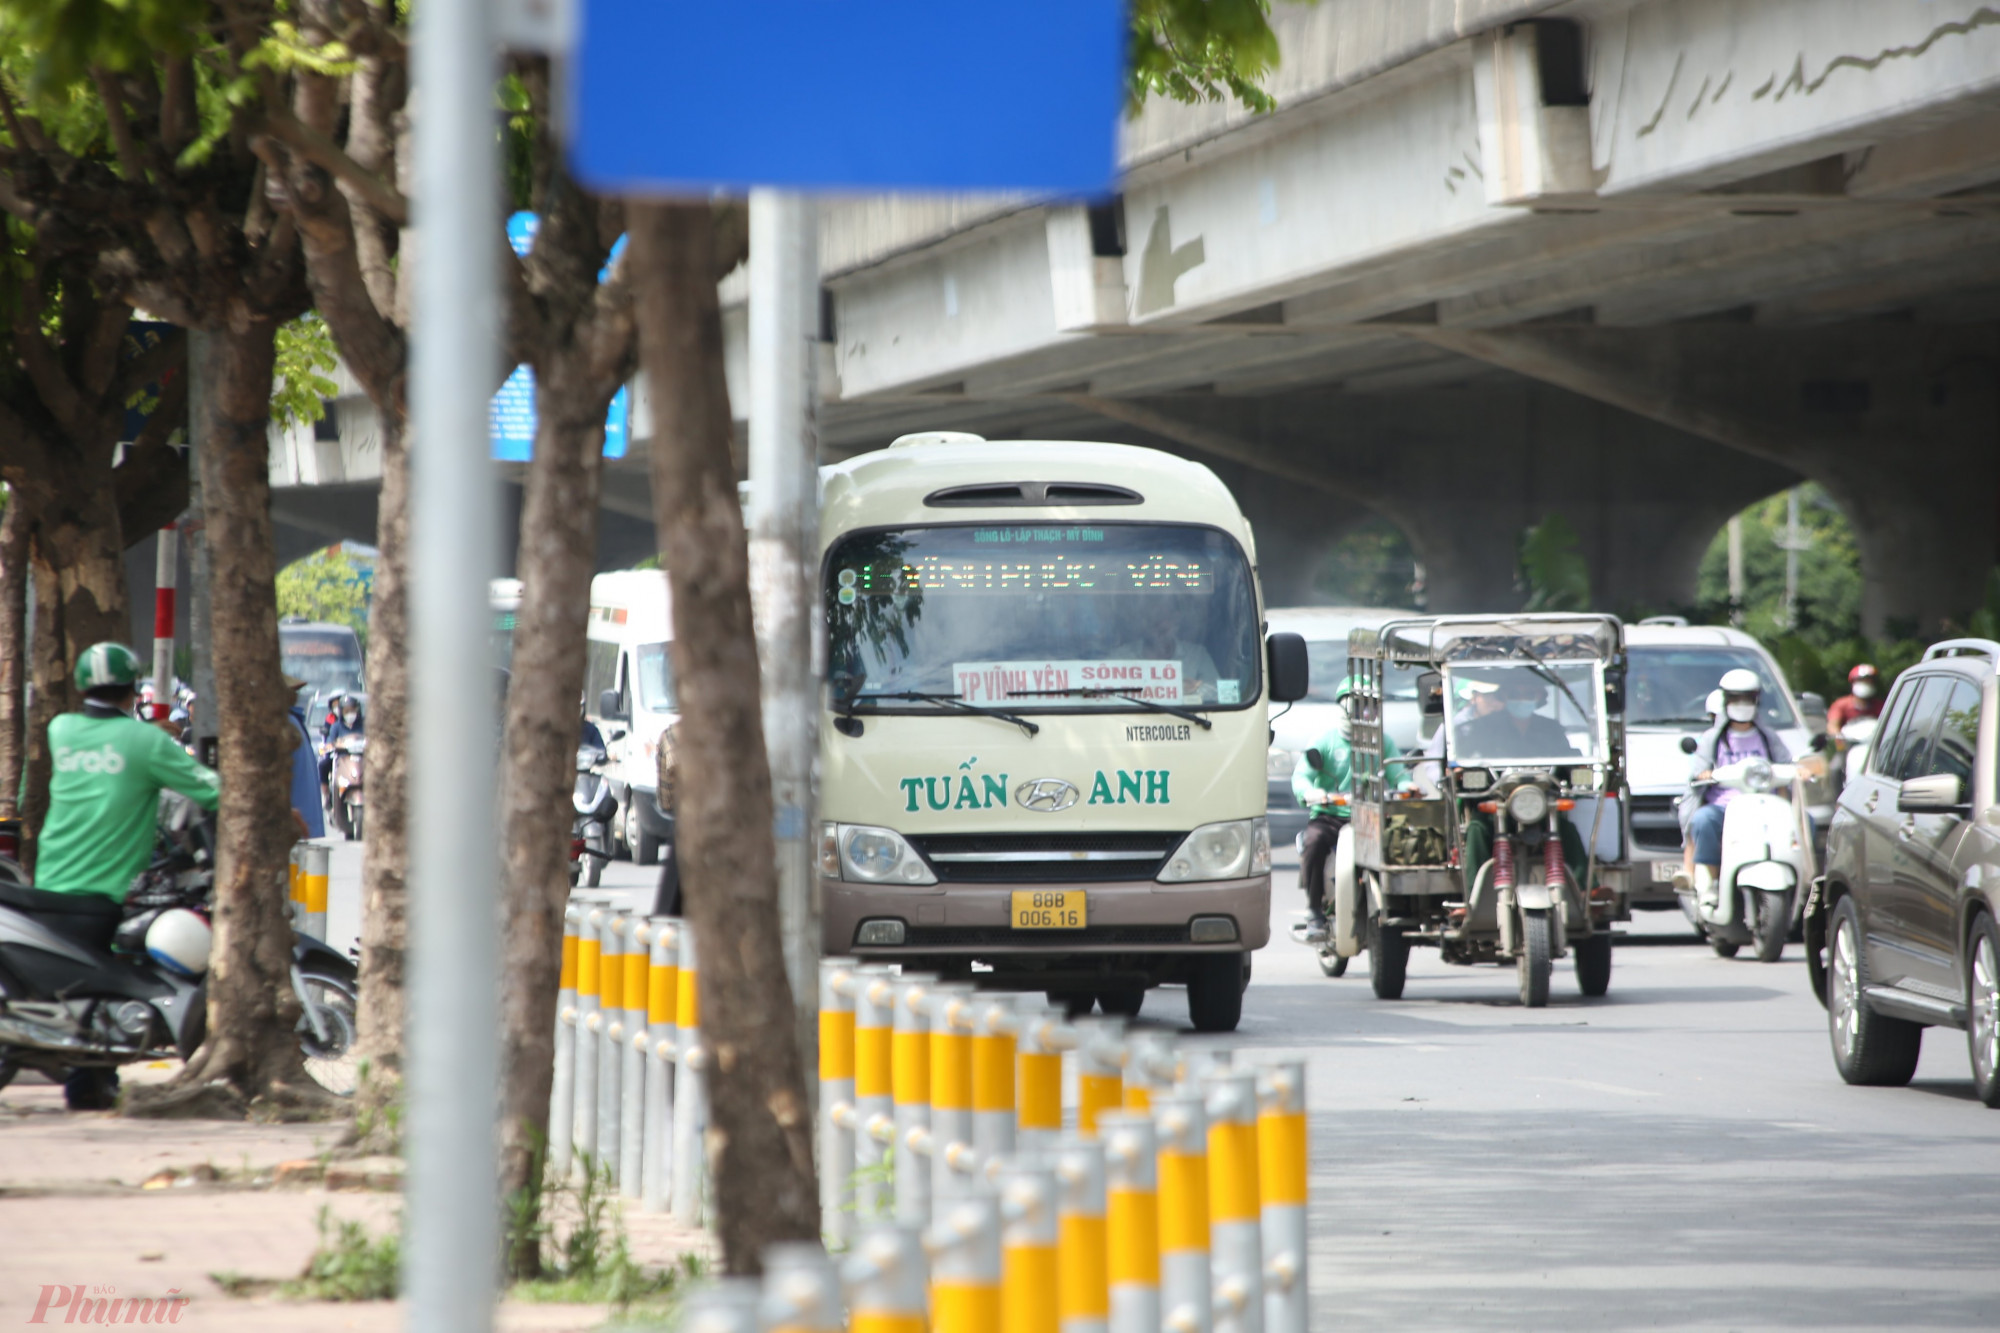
{"left": 1421, "top": 325, "right": 2000, "bottom": 637}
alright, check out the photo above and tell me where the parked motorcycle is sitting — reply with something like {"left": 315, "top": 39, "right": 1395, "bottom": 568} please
{"left": 327, "top": 733, "right": 366, "bottom": 841}
{"left": 0, "top": 794, "right": 358, "bottom": 1101}
{"left": 570, "top": 742, "right": 616, "bottom": 889}
{"left": 1677, "top": 745, "right": 1814, "bottom": 962}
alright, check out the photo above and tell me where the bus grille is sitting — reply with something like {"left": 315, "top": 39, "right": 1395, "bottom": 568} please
{"left": 908, "top": 832, "right": 1181, "bottom": 883}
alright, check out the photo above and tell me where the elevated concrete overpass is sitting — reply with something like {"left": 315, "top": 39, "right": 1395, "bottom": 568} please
{"left": 275, "top": 0, "right": 2000, "bottom": 632}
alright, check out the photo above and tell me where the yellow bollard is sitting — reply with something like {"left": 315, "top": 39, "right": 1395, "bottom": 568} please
{"left": 287, "top": 843, "right": 304, "bottom": 929}
{"left": 550, "top": 898, "right": 582, "bottom": 1177}
{"left": 891, "top": 973, "right": 936, "bottom": 1225}
{"left": 929, "top": 982, "right": 978, "bottom": 1203}
{"left": 853, "top": 967, "right": 898, "bottom": 1222}
{"left": 1153, "top": 1091, "right": 1211, "bottom": 1333}
{"left": 672, "top": 924, "right": 705, "bottom": 1224}
{"left": 596, "top": 910, "right": 627, "bottom": 1181}
{"left": 1054, "top": 1132, "right": 1109, "bottom": 1333}
{"left": 620, "top": 916, "right": 650, "bottom": 1199}
{"left": 998, "top": 1159, "right": 1059, "bottom": 1333}
{"left": 1016, "top": 1005, "right": 1066, "bottom": 1158}
{"left": 1204, "top": 1071, "right": 1262, "bottom": 1333}
{"left": 299, "top": 843, "right": 329, "bottom": 940}
{"left": 973, "top": 996, "right": 1018, "bottom": 1165}
{"left": 573, "top": 901, "right": 607, "bottom": 1164}
{"left": 1122, "top": 1031, "right": 1175, "bottom": 1112}
{"left": 932, "top": 1192, "right": 1002, "bottom": 1333}
{"left": 1256, "top": 1062, "right": 1308, "bottom": 1333}
{"left": 641, "top": 917, "right": 680, "bottom": 1214}
{"left": 1075, "top": 1017, "right": 1127, "bottom": 1136}
{"left": 1100, "top": 1111, "right": 1159, "bottom": 1333}
{"left": 820, "top": 958, "right": 859, "bottom": 1247}
{"left": 842, "top": 1224, "right": 929, "bottom": 1333}
{"left": 761, "top": 1240, "right": 844, "bottom": 1333}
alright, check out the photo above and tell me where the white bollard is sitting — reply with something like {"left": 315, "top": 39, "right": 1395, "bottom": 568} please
{"left": 1075, "top": 1016, "right": 1127, "bottom": 1137}
{"left": 819, "top": 958, "right": 858, "bottom": 1247}
{"left": 973, "top": 996, "right": 1018, "bottom": 1167}
{"left": 620, "top": 915, "right": 649, "bottom": 1199}
{"left": 680, "top": 1278, "right": 761, "bottom": 1333}
{"left": 1100, "top": 1112, "right": 1160, "bottom": 1333}
{"left": 852, "top": 965, "right": 898, "bottom": 1224}
{"left": 761, "top": 1241, "right": 844, "bottom": 1333}
{"left": 596, "top": 910, "right": 627, "bottom": 1183}
{"left": 927, "top": 981, "right": 978, "bottom": 1207}
{"left": 1204, "top": 1071, "right": 1263, "bottom": 1333}
{"left": 1123, "top": 1030, "right": 1176, "bottom": 1112}
{"left": 1256, "top": 1062, "right": 1308, "bottom": 1333}
{"left": 642, "top": 917, "right": 680, "bottom": 1214}
{"left": 1016, "top": 1004, "right": 1068, "bottom": 1159}
{"left": 930, "top": 1190, "right": 1002, "bottom": 1333}
{"left": 997, "top": 1158, "right": 1059, "bottom": 1333}
{"left": 672, "top": 924, "right": 706, "bottom": 1224}
{"left": 891, "top": 973, "right": 936, "bottom": 1227}
{"left": 1055, "top": 1132, "right": 1110, "bottom": 1333}
{"left": 549, "top": 897, "right": 581, "bottom": 1178}
{"left": 841, "top": 1224, "right": 929, "bottom": 1333}
{"left": 573, "top": 901, "right": 605, "bottom": 1167}
{"left": 1154, "top": 1091, "right": 1212, "bottom": 1333}
{"left": 299, "top": 842, "right": 329, "bottom": 941}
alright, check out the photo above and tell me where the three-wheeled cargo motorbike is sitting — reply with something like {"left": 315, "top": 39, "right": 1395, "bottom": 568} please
{"left": 1325, "top": 614, "right": 1634, "bottom": 1007}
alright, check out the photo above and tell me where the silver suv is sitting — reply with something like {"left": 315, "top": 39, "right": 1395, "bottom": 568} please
{"left": 1805, "top": 639, "right": 2000, "bottom": 1105}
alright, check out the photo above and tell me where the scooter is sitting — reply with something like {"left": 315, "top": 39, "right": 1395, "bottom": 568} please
{"left": 327, "top": 733, "right": 366, "bottom": 840}
{"left": 1679, "top": 754, "right": 1811, "bottom": 963}
{"left": 570, "top": 742, "right": 617, "bottom": 889}
{"left": 1833, "top": 716, "right": 1878, "bottom": 792}
{"left": 0, "top": 795, "right": 358, "bottom": 1103}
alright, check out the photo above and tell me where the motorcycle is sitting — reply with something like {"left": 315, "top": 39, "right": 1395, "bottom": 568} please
{"left": 1677, "top": 747, "right": 1814, "bottom": 962}
{"left": 327, "top": 733, "right": 366, "bottom": 841}
{"left": 1833, "top": 716, "right": 1879, "bottom": 791}
{"left": 570, "top": 742, "right": 617, "bottom": 888}
{"left": 0, "top": 794, "right": 358, "bottom": 1101}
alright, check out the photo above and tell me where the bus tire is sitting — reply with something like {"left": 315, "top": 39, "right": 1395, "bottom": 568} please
{"left": 1186, "top": 953, "right": 1245, "bottom": 1033}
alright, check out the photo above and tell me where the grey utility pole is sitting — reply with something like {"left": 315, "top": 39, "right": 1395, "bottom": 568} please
{"left": 1726, "top": 515, "right": 1744, "bottom": 627}
{"left": 746, "top": 189, "right": 822, "bottom": 1059}
{"left": 407, "top": 0, "right": 501, "bottom": 1325}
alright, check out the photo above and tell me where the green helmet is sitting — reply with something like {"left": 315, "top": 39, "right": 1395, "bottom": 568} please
{"left": 74, "top": 642, "right": 144, "bottom": 692}
{"left": 1331, "top": 675, "right": 1363, "bottom": 703}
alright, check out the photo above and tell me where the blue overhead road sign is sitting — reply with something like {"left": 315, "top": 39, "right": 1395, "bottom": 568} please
{"left": 570, "top": 0, "right": 1126, "bottom": 193}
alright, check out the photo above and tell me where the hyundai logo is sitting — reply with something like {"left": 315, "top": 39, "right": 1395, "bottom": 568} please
{"left": 1015, "top": 778, "right": 1080, "bottom": 813}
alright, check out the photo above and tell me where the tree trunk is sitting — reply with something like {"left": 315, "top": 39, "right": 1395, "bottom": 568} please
{"left": 19, "top": 484, "right": 128, "bottom": 868}
{"left": 628, "top": 201, "right": 818, "bottom": 1274}
{"left": 352, "top": 411, "right": 410, "bottom": 1145}
{"left": 0, "top": 495, "right": 30, "bottom": 822}
{"left": 497, "top": 355, "right": 608, "bottom": 1275}
{"left": 131, "top": 323, "right": 333, "bottom": 1115}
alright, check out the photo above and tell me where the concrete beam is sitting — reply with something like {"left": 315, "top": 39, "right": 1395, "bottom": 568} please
{"left": 1414, "top": 323, "right": 2000, "bottom": 635}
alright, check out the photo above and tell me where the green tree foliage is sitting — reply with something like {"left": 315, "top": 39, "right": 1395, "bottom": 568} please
{"left": 272, "top": 312, "right": 338, "bottom": 430}
{"left": 1519, "top": 514, "right": 1591, "bottom": 612}
{"left": 1695, "top": 484, "right": 1861, "bottom": 649}
{"left": 277, "top": 546, "right": 369, "bottom": 647}
{"left": 1315, "top": 516, "right": 1417, "bottom": 607}
{"left": 1130, "top": 0, "right": 1286, "bottom": 111}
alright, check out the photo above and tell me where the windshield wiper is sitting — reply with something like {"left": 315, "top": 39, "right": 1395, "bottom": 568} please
{"left": 1007, "top": 687, "right": 1214, "bottom": 731}
{"left": 1502, "top": 635, "right": 1597, "bottom": 730}
{"left": 857, "top": 691, "right": 1039, "bottom": 738}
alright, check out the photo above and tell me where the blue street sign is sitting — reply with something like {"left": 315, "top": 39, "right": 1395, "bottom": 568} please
{"left": 489, "top": 213, "right": 630, "bottom": 461}
{"left": 570, "top": 0, "right": 1125, "bottom": 194}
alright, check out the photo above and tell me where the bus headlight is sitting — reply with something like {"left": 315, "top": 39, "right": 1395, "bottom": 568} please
{"left": 1159, "top": 817, "right": 1269, "bottom": 883}
{"left": 823, "top": 822, "right": 937, "bottom": 885}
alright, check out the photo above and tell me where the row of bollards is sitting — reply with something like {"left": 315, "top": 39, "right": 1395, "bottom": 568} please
{"left": 813, "top": 959, "right": 1310, "bottom": 1333}
{"left": 287, "top": 842, "right": 328, "bottom": 940}
{"left": 549, "top": 895, "right": 708, "bottom": 1222}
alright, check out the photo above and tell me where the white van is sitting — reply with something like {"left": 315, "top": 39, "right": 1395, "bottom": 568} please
{"left": 1623, "top": 619, "right": 1833, "bottom": 906}
{"left": 582, "top": 569, "right": 677, "bottom": 864}
{"left": 816, "top": 432, "right": 1307, "bottom": 1032}
{"left": 1263, "top": 606, "right": 1421, "bottom": 823}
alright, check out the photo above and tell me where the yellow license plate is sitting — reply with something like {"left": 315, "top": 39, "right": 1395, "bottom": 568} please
{"left": 1011, "top": 890, "right": 1086, "bottom": 930}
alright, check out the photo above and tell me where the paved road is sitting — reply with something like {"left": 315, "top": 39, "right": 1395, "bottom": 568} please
{"left": 324, "top": 838, "right": 2000, "bottom": 1329}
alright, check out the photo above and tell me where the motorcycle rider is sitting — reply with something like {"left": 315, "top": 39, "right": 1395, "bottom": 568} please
{"left": 32, "top": 643, "right": 220, "bottom": 1109}
{"left": 1291, "top": 677, "right": 1399, "bottom": 943}
{"left": 1824, "top": 663, "right": 1883, "bottom": 736}
{"left": 285, "top": 677, "right": 325, "bottom": 842}
{"left": 1457, "top": 673, "right": 1591, "bottom": 890}
{"left": 318, "top": 692, "right": 365, "bottom": 806}
{"left": 1679, "top": 667, "right": 1794, "bottom": 900}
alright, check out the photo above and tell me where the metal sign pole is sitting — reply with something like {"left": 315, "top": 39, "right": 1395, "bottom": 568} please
{"left": 746, "top": 188, "right": 822, "bottom": 1065}
{"left": 407, "top": 0, "right": 501, "bottom": 1322}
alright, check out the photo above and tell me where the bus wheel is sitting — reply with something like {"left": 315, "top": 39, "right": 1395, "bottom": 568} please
{"left": 1186, "top": 953, "right": 1245, "bottom": 1033}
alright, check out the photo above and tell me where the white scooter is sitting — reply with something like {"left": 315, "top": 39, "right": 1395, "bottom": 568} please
{"left": 1679, "top": 753, "right": 1813, "bottom": 962}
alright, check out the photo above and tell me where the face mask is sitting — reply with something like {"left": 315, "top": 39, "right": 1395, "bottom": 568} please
{"left": 1505, "top": 700, "right": 1538, "bottom": 719}
{"left": 342, "top": 711, "right": 358, "bottom": 725}
{"left": 1726, "top": 702, "right": 1758, "bottom": 723}
{"left": 1853, "top": 682, "right": 1876, "bottom": 700}
{"left": 1332, "top": 711, "right": 1352, "bottom": 740}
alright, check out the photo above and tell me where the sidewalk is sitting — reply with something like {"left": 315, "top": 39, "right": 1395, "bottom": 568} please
{"left": 0, "top": 1068, "right": 711, "bottom": 1332}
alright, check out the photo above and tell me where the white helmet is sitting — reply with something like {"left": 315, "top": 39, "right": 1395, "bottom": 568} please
{"left": 1704, "top": 689, "right": 1724, "bottom": 718}
{"left": 1718, "top": 668, "right": 1761, "bottom": 696}
{"left": 145, "top": 909, "right": 212, "bottom": 979}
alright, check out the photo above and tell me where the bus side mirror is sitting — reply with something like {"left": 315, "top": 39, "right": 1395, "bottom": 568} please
{"left": 1417, "top": 671, "right": 1443, "bottom": 716}
{"left": 598, "top": 688, "right": 622, "bottom": 720}
{"left": 1679, "top": 735, "right": 1699, "bottom": 755}
{"left": 1267, "top": 632, "right": 1309, "bottom": 704}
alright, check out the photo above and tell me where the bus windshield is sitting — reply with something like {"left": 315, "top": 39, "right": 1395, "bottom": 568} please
{"left": 280, "top": 626, "right": 364, "bottom": 700}
{"left": 1444, "top": 662, "right": 1604, "bottom": 764}
{"left": 825, "top": 523, "right": 1260, "bottom": 711}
